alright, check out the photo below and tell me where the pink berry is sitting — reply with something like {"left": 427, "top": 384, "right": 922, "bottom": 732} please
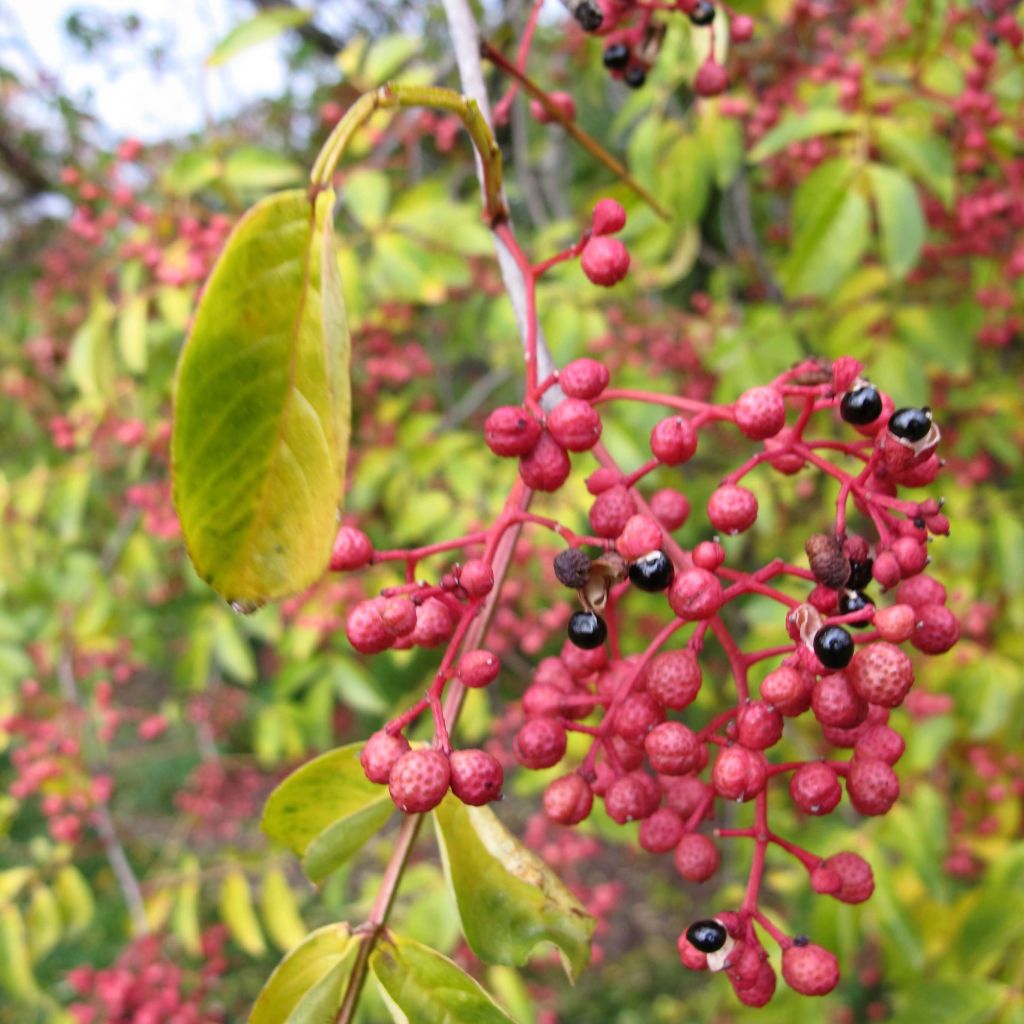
{"left": 846, "top": 758, "right": 899, "bottom": 815}
{"left": 823, "top": 851, "right": 875, "bottom": 903}
{"left": 847, "top": 642, "right": 914, "bottom": 707}
{"left": 615, "top": 514, "right": 663, "bottom": 560}
{"left": 650, "top": 488, "right": 690, "bottom": 530}
{"left": 663, "top": 775, "right": 712, "bottom": 818}
{"left": 519, "top": 431, "right": 571, "bottom": 492}
{"left": 589, "top": 485, "right": 636, "bottom": 538}
{"left": 911, "top": 604, "right": 959, "bottom": 654}
{"left": 361, "top": 731, "right": 411, "bottom": 784}
{"left": 760, "top": 665, "right": 814, "bottom": 716}
{"left": 781, "top": 943, "right": 839, "bottom": 996}
{"left": 457, "top": 649, "right": 500, "bottom": 688}
{"left": 638, "top": 807, "right": 685, "bottom": 853}
{"left": 674, "top": 833, "right": 720, "bottom": 882}
{"left": 668, "top": 568, "right": 724, "bottom": 620}
{"left": 586, "top": 466, "right": 622, "bottom": 494}
{"left": 678, "top": 932, "right": 709, "bottom": 971}
{"left": 604, "top": 770, "right": 660, "bottom": 823}
{"left": 484, "top": 405, "right": 542, "bottom": 457}
{"left": 560, "top": 357, "right": 610, "bottom": 399}
{"left": 874, "top": 603, "right": 916, "bottom": 643}
{"left": 591, "top": 198, "right": 627, "bottom": 236}
{"left": 872, "top": 551, "right": 902, "bottom": 589}
{"left": 330, "top": 526, "right": 374, "bottom": 570}
{"left": 449, "top": 748, "right": 503, "bottom": 805}
{"left": 513, "top": 718, "right": 567, "bottom": 769}
{"left": 789, "top": 762, "right": 842, "bottom": 815}
{"left": 543, "top": 774, "right": 594, "bottom": 824}
{"left": 694, "top": 60, "right": 729, "bottom": 97}
{"left": 459, "top": 559, "right": 494, "bottom": 598}
{"left": 346, "top": 599, "right": 394, "bottom": 654}
{"left": 712, "top": 746, "right": 767, "bottom": 801}
{"left": 735, "top": 962, "right": 776, "bottom": 1006}
{"left": 530, "top": 90, "right": 576, "bottom": 123}
{"left": 646, "top": 649, "right": 702, "bottom": 709}
{"left": 734, "top": 386, "right": 786, "bottom": 440}
{"left": 853, "top": 724, "right": 905, "bottom": 764}
{"left": 614, "top": 692, "right": 664, "bottom": 743}
{"left": 891, "top": 535, "right": 928, "bottom": 576}
{"left": 388, "top": 749, "right": 451, "bottom": 813}
{"left": 692, "top": 540, "right": 725, "bottom": 571}
{"left": 736, "top": 701, "right": 783, "bottom": 750}
{"left": 581, "top": 236, "right": 630, "bottom": 287}
{"left": 379, "top": 596, "right": 417, "bottom": 637}
{"left": 644, "top": 721, "right": 703, "bottom": 775}
{"left": 707, "top": 484, "right": 758, "bottom": 535}
{"left": 731, "top": 14, "right": 754, "bottom": 40}
{"left": 811, "top": 672, "right": 868, "bottom": 728}
{"left": 409, "top": 597, "right": 455, "bottom": 648}
{"left": 897, "top": 574, "right": 947, "bottom": 608}
{"left": 546, "top": 397, "right": 603, "bottom": 452}
{"left": 651, "top": 417, "right": 697, "bottom": 464}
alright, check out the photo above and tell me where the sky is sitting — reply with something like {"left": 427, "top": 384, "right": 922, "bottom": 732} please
{"left": 6, "top": 0, "right": 294, "bottom": 140}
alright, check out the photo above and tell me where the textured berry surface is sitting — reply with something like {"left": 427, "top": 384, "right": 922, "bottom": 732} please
{"left": 848, "top": 642, "right": 914, "bottom": 707}
{"left": 361, "top": 731, "right": 411, "bottom": 784}
{"left": 543, "top": 774, "right": 594, "bottom": 825}
{"left": 735, "top": 386, "right": 786, "bottom": 440}
{"left": 651, "top": 417, "right": 698, "bottom": 464}
{"left": 546, "top": 397, "right": 603, "bottom": 452}
{"left": 581, "top": 235, "right": 630, "bottom": 286}
{"left": 674, "top": 833, "right": 720, "bottom": 882}
{"left": 707, "top": 484, "right": 758, "bottom": 534}
{"left": 448, "top": 749, "right": 503, "bottom": 805}
{"left": 782, "top": 944, "right": 840, "bottom": 996}
{"left": 484, "top": 405, "right": 541, "bottom": 457}
{"left": 388, "top": 750, "right": 451, "bottom": 814}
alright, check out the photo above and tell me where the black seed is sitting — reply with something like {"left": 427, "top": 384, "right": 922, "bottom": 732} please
{"left": 813, "top": 625, "right": 854, "bottom": 669}
{"left": 574, "top": 1, "right": 603, "bottom": 31}
{"left": 689, "top": 0, "right": 716, "bottom": 25}
{"left": 840, "top": 385, "right": 883, "bottom": 425}
{"left": 554, "top": 548, "right": 592, "bottom": 589}
{"left": 624, "top": 64, "right": 647, "bottom": 88}
{"left": 628, "top": 550, "right": 675, "bottom": 592}
{"left": 603, "top": 43, "right": 630, "bottom": 70}
{"left": 888, "top": 406, "right": 932, "bottom": 442}
{"left": 568, "top": 610, "right": 607, "bottom": 650}
{"left": 839, "top": 590, "right": 874, "bottom": 627}
{"left": 793, "top": 934, "right": 810, "bottom": 947}
{"left": 848, "top": 558, "right": 873, "bottom": 590}
{"left": 686, "top": 919, "right": 727, "bottom": 953}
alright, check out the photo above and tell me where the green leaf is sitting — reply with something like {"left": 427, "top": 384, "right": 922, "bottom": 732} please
{"left": 208, "top": 7, "right": 313, "bottom": 67}
{"left": 887, "top": 979, "right": 1005, "bottom": 1024}
{"left": 172, "top": 857, "right": 202, "bottom": 956}
{"left": 781, "top": 158, "right": 869, "bottom": 297}
{"left": 432, "top": 796, "right": 594, "bottom": 981}
{"left": 117, "top": 262, "right": 148, "bottom": 373}
{"left": 164, "top": 150, "right": 220, "bottom": 195}
{"left": 873, "top": 119, "right": 954, "bottom": 207}
{"left": 54, "top": 866, "right": 94, "bottom": 936}
{"left": 172, "top": 188, "right": 351, "bottom": 609}
{"left": 225, "top": 147, "right": 304, "bottom": 191}
{"left": 662, "top": 135, "right": 710, "bottom": 226}
{"left": 953, "top": 887, "right": 1024, "bottom": 975}
{"left": 0, "top": 905, "right": 40, "bottom": 1002}
{"left": 259, "top": 866, "right": 307, "bottom": 953}
{"left": 262, "top": 743, "right": 394, "bottom": 882}
{"left": 867, "top": 163, "right": 926, "bottom": 279}
{"left": 219, "top": 867, "right": 267, "bottom": 957}
{"left": 370, "top": 933, "right": 516, "bottom": 1024}
{"left": 250, "top": 924, "right": 358, "bottom": 1024}
{"left": 25, "top": 885, "right": 61, "bottom": 963}
{"left": 67, "top": 295, "right": 116, "bottom": 405}
{"left": 748, "top": 108, "right": 858, "bottom": 163}
{"left": 343, "top": 169, "right": 391, "bottom": 229}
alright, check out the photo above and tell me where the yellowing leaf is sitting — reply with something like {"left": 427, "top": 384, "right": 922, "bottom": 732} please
{"left": 207, "top": 8, "right": 313, "bottom": 67}
{"left": 54, "top": 866, "right": 94, "bottom": 936}
{"left": 0, "top": 905, "right": 40, "bottom": 1002}
{"left": 220, "top": 867, "right": 267, "bottom": 958}
{"left": 432, "top": 796, "right": 594, "bottom": 981}
{"left": 172, "top": 188, "right": 351, "bottom": 609}
{"left": 259, "top": 866, "right": 307, "bottom": 952}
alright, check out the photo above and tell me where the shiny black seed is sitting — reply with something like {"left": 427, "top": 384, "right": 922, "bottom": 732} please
{"left": 603, "top": 43, "right": 630, "bottom": 70}
{"left": 689, "top": 0, "right": 716, "bottom": 25}
{"left": 574, "top": 1, "right": 603, "bottom": 31}
{"left": 628, "top": 550, "right": 675, "bottom": 592}
{"left": 624, "top": 64, "right": 647, "bottom": 88}
{"left": 888, "top": 406, "right": 932, "bottom": 442}
{"left": 554, "top": 549, "right": 592, "bottom": 589}
{"left": 686, "top": 919, "right": 727, "bottom": 953}
{"left": 847, "top": 558, "right": 873, "bottom": 591}
{"left": 793, "top": 934, "right": 810, "bottom": 947}
{"left": 839, "top": 590, "right": 874, "bottom": 628}
{"left": 568, "top": 610, "right": 607, "bottom": 650}
{"left": 840, "top": 385, "right": 883, "bottom": 425}
{"left": 813, "top": 625, "right": 854, "bottom": 669}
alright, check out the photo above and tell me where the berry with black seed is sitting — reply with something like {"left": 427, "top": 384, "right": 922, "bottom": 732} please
{"left": 624, "top": 64, "right": 647, "bottom": 88}
{"left": 554, "top": 548, "right": 592, "bottom": 589}
{"left": 574, "top": 0, "right": 603, "bottom": 31}
{"left": 690, "top": 0, "right": 716, "bottom": 23}
{"left": 813, "top": 625, "right": 854, "bottom": 669}
{"left": 568, "top": 610, "right": 607, "bottom": 649}
{"left": 888, "top": 406, "right": 933, "bottom": 442}
{"left": 686, "top": 919, "right": 727, "bottom": 953}
{"left": 840, "top": 385, "right": 882, "bottom": 425}
{"left": 838, "top": 590, "right": 874, "bottom": 626}
{"left": 629, "top": 550, "right": 675, "bottom": 592}
{"left": 603, "top": 42, "right": 630, "bottom": 69}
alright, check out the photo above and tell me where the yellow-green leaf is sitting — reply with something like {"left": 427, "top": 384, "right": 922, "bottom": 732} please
{"left": 432, "top": 796, "right": 594, "bottom": 981}
{"left": 26, "top": 885, "right": 62, "bottom": 963}
{"left": 370, "top": 933, "right": 516, "bottom": 1024}
{"left": 54, "top": 866, "right": 94, "bottom": 936}
{"left": 172, "top": 187, "right": 350, "bottom": 609}
{"left": 0, "top": 905, "right": 40, "bottom": 1002}
{"left": 262, "top": 743, "right": 393, "bottom": 882}
{"left": 249, "top": 923, "right": 357, "bottom": 1024}
{"left": 172, "top": 856, "right": 202, "bottom": 956}
{"left": 207, "top": 7, "right": 313, "bottom": 67}
{"left": 220, "top": 867, "right": 267, "bottom": 957}
{"left": 260, "top": 866, "right": 307, "bottom": 952}
{"left": 867, "top": 162, "right": 926, "bottom": 280}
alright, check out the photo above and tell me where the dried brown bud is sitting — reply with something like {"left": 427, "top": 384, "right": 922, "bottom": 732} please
{"left": 578, "top": 552, "right": 628, "bottom": 613}
{"left": 554, "top": 548, "right": 592, "bottom": 589}
{"left": 805, "top": 533, "right": 851, "bottom": 589}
